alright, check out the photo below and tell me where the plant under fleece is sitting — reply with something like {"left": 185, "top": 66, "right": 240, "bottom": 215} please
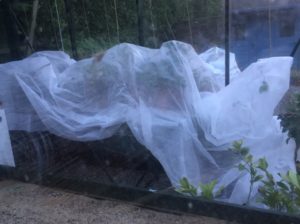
{"left": 178, "top": 141, "right": 300, "bottom": 214}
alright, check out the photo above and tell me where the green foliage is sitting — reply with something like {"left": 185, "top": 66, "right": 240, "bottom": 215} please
{"left": 199, "top": 180, "right": 224, "bottom": 200}
{"left": 177, "top": 177, "right": 197, "bottom": 197}
{"left": 258, "top": 169, "right": 300, "bottom": 213}
{"left": 278, "top": 93, "right": 300, "bottom": 149}
{"left": 230, "top": 140, "right": 264, "bottom": 205}
{"left": 257, "top": 159, "right": 293, "bottom": 212}
{"left": 177, "top": 177, "right": 223, "bottom": 200}
{"left": 282, "top": 171, "right": 300, "bottom": 208}
{"left": 231, "top": 140, "right": 300, "bottom": 214}
{"left": 7, "top": 0, "right": 222, "bottom": 58}
{"left": 178, "top": 141, "right": 300, "bottom": 214}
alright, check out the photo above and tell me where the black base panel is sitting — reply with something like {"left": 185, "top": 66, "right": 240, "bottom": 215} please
{"left": 40, "top": 174, "right": 300, "bottom": 224}
{"left": 1, "top": 165, "right": 300, "bottom": 224}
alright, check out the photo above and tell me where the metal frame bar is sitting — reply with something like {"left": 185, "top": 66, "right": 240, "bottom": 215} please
{"left": 291, "top": 38, "right": 300, "bottom": 57}
{"left": 225, "top": 0, "right": 230, "bottom": 86}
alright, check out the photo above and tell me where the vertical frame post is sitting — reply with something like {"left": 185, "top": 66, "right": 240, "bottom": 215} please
{"left": 291, "top": 38, "right": 300, "bottom": 57}
{"left": 225, "top": 0, "right": 230, "bottom": 86}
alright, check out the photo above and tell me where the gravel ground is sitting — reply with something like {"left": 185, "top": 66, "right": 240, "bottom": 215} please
{"left": 0, "top": 180, "right": 235, "bottom": 224}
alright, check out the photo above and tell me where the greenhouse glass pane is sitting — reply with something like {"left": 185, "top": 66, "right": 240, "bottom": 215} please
{"left": 230, "top": 0, "right": 300, "bottom": 70}
{"left": 1, "top": 1, "right": 300, "bottom": 223}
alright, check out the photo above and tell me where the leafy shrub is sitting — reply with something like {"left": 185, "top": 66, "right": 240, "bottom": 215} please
{"left": 278, "top": 93, "right": 300, "bottom": 161}
{"left": 178, "top": 140, "right": 300, "bottom": 215}
{"left": 230, "top": 140, "right": 265, "bottom": 205}
{"left": 231, "top": 141, "right": 300, "bottom": 214}
{"left": 258, "top": 168, "right": 300, "bottom": 213}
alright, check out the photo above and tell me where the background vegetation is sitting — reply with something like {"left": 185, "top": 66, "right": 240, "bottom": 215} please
{"left": 0, "top": 0, "right": 223, "bottom": 60}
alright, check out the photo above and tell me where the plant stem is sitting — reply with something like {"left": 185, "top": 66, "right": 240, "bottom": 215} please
{"left": 247, "top": 179, "right": 253, "bottom": 205}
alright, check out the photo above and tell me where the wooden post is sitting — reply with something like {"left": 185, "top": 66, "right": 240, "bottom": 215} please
{"left": 64, "top": 0, "right": 78, "bottom": 59}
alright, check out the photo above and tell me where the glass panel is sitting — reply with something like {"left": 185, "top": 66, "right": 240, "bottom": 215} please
{"left": 230, "top": 0, "right": 300, "bottom": 70}
{"left": 1, "top": 0, "right": 300, "bottom": 222}
{"left": 0, "top": 2, "right": 227, "bottom": 223}
{"left": 229, "top": 0, "right": 300, "bottom": 215}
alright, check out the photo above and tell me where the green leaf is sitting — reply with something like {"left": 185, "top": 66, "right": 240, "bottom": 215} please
{"left": 254, "top": 175, "right": 264, "bottom": 182}
{"left": 233, "top": 140, "right": 243, "bottom": 149}
{"left": 250, "top": 166, "right": 257, "bottom": 176}
{"left": 245, "top": 154, "right": 253, "bottom": 163}
{"left": 259, "top": 81, "right": 269, "bottom": 93}
{"left": 178, "top": 177, "right": 198, "bottom": 197}
{"left": 266, "top": 172, "right": 274, "bottom": 183}
{"left": 277, "top": 181, "right": 289, "bottom": 191}
{"left": 286, "top": 171, "right": 300, "bottom": 189}
{"left": 180, "top": 177, "right": 190, "bottom": 189}
{"left": 199, "top": 180, "right": 217, "bottom": 200}
{"left": 258, "top": 186, "right": 266, "bottom": 194}
{"left": 240, "top": 147, "right": 250, "bottom": 156}
{"left": 257, "top": 158, "right": 268, "bottom": 171}
{"left": 238, "top": 163, "right": 246, "bottom": 171}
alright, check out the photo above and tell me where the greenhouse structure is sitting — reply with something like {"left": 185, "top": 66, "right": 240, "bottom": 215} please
{"left": 1, "top": 0, "right": 300, "bottom": 223}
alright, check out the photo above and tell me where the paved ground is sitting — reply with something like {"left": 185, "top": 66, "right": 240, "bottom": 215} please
{"left": 0, "top": 180, "right": 234, "bottom": 224}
